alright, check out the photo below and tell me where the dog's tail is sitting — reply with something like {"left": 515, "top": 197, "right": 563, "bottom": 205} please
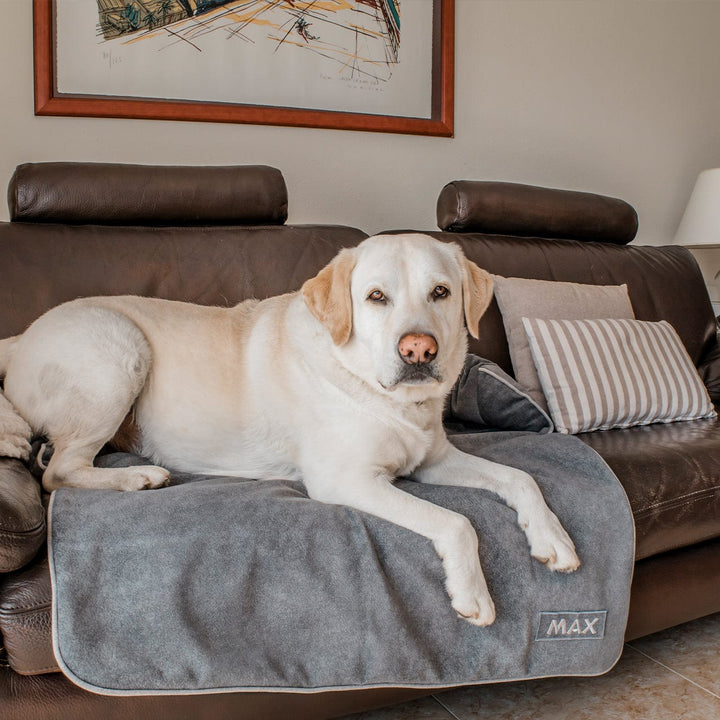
{"left": 0, "top": 336, "right": 19, "bottom": 380}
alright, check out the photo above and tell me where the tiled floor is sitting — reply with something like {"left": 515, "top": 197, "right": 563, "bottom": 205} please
{"left": 341, "top": 613, "right": 720, "bottom": 720}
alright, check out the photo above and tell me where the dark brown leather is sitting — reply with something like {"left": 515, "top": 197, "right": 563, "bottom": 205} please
{"left": 0, "top": 663, "right": 426, "bottom": 720}
{"left": 0, "top": 556, "right": 55, "bottom": 675}
{"left": 0, "top": 222, "right": 367, "bottom": 340}
{"left": 579, "top": 418, "right": 720, "bottom": 560}
{"left": 625, "top": 538, "right": 720, "bottom": 640}
{"left": 8, "top": 163, "right": 288, "bottom": 226}
{"left": 436, "top": 181, "right": 639, "bottom": 243}
{"left": 0, "top": 460, "right": 45, "bottom": 573}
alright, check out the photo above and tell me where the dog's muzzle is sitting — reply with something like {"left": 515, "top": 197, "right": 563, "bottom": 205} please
{"left": 396, "top": 363, "right": 441, "bottom": 385}
{"left": 382, "top": 333, "right": 442, "bottom": 389}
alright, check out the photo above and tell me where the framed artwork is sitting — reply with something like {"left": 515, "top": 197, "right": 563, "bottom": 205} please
{"left": 33, "top": 0, "right": 454, "bottom": 136}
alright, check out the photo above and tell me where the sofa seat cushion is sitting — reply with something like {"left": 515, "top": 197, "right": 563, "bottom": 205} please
{"left": 579, "top": 415, "right": 720, "bottom": 560}
{"left": 0, "top": 555, "right": 57, "bottom": 675}
{"left": 0, "top": 459, "right": 45, "bottom": 573}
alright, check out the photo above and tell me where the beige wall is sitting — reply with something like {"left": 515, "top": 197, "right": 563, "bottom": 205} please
{"left": 1, "top": 0, "right": 719, "bottom": 242}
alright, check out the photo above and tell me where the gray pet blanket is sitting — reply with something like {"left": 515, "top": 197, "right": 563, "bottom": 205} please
{"left": 48, "top": 431, "right": 634, "bottom": 696}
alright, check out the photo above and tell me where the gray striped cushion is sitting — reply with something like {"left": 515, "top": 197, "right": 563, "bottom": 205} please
{"left": 522, "top": 317, "right": 717, "bottom": 434}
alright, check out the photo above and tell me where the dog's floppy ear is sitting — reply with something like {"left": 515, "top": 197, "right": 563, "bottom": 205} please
{"left": 302, "top": 248, "right": 357, "bottom": 345}
{"left": 460, "top": 255, "right": 494, "bottom": 340}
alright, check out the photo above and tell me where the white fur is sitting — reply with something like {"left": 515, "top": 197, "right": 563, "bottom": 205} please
{"left": 0, "top": 233, "right": 579, "bottom": 625}
{"left": 0, "top": 390, "right": 32, "bottom": 461}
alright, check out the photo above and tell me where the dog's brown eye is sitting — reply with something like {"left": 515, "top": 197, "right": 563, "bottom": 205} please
{"left": 432, "top": 285, "right": 450, "bottom": 299}
{"left": 368, "top": 289, "right": 386, "bottom": 303}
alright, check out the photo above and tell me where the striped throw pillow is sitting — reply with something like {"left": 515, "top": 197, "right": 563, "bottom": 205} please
{"left": 522, "top": 317, "right": 717, "bottom": 434}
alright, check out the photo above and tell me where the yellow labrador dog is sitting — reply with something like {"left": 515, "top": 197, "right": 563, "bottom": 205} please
{"left": 0, "top": 233, "right": 579, "bottom": 625}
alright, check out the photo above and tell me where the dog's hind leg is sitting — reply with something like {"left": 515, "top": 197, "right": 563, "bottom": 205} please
{"left": 42, "top": 435, "right": 169, "bottom": 492}
{"left": 3, "top": 303, "right": 169, "bottom": 492}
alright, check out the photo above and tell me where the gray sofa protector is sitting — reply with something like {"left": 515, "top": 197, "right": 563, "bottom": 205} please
{"left": 48, "top": 432, "right": 634, "bottom": 696}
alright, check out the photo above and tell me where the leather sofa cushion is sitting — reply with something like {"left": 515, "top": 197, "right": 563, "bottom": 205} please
{"left": 436, "top": 181, "right": 639, "bottom": 243}
{"left": 0, "top": 460, "right": 45, "bottom": 573}
{"left": 580, "top": 415, "right": 720, "bottom": 560}
{"left": 8, "top": 163, "right": 289, "bottom": 226}
{"left": 0, "top": 556, "right": 56, "bottom": 675}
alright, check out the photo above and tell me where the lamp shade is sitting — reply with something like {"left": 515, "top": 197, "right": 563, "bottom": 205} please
{"left": 674, "top": 168, "right": 720, "bottom": 247}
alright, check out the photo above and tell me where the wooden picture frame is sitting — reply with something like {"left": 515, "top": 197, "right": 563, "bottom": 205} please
{"left": 33, "top": 0, "right": 454, "bottom": 137}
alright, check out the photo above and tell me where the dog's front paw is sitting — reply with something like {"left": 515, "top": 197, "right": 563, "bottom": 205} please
{"left": 0, "top": 407, "right": 32, "bottom": 462}
{"left": 442, "top": 551, "right": 497, "bottom": 626}
{"left": 526, "top": 511, "right": 580, "bottom": 573}
{"left": 450, "top": 583, "right": 497, "bottom": 627}
{"left": 435, "top": 515, "right": 497, "bottom": 626}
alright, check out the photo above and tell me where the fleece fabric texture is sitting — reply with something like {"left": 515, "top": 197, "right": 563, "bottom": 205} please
{"left": 48, "top": 432, "right": 634, "bottom": 695}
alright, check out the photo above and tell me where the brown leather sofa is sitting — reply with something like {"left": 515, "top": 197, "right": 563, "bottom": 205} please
{"left": 1, "top": 164, "right": 719, "bottom": 720}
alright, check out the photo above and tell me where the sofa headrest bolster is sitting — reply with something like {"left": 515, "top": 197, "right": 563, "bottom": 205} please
{"left": 437, "top": 180, "right": 638, "bottom": 244}
{"left": 8, "top": 163, "right": 288, "bottom": 226}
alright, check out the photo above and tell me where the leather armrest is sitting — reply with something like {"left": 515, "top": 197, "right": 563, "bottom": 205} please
{"left": 0, "top": 459, "right": 45, "bottom": 573}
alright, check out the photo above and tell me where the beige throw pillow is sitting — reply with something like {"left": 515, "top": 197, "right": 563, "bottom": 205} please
{"left": 492, "top": 276, "right": 635, "bottom": 411}
{"left": 522, "top": 318, "right": 716, "bottom": 434}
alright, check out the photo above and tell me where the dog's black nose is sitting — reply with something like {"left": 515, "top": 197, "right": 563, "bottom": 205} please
{"left": 398, "top": 333, "right": 438, "bottom": 365}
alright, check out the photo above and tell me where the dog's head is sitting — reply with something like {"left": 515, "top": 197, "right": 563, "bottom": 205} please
{"left": 302, "top": 233, "right": 493, "bottom": 401}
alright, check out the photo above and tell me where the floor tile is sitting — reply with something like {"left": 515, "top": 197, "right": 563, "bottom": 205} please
{"left": 337, "top": 613, "right": 720, "bottom": 719}
{"left": 339, "top": 695, "right": 456, "bottom": 720}
{"left": 436, "top": 643, "right": 720, "bottom": 720}
{"left": 629, "top": 613, "right": 720, "bottom": 697}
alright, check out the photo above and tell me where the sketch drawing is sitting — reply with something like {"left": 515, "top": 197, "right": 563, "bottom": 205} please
{"left": 95, "top": 0, "right": 401, "bottom": 83}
